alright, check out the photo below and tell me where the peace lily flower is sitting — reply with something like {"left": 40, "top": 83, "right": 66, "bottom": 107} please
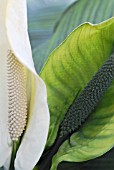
{"left": 0, "top": 0, "right": 50, "bottom": 169}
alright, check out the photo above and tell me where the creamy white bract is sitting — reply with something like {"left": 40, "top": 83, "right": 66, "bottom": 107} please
{"left": 0, "top": 0, "right": 50, "bottom": 169}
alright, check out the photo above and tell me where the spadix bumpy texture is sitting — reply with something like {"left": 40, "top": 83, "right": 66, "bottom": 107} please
{"left": 7, "top": 50, "right": 27, "bottom": 141}
{"left": 60, "top": 53, "right": 114, "bottom": 137}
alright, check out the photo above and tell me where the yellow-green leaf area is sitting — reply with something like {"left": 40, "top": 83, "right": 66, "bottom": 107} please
{"left": 40, "top": 18, "right": 114, "bottom": 152}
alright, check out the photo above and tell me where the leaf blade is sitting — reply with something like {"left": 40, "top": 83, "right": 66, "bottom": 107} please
{"left": 40, "top": 18, "right": 114, "bottom": 169}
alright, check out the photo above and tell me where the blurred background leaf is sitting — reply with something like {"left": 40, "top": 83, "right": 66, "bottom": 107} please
{"left": 27, "top": 0, "right": 75, "bottom": 49}
{"left": 31, "top": 0, "right": 114, "bottom": 73}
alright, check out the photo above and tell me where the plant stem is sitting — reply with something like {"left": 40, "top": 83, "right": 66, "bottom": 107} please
{"left": 9, "top": 140, "right": 20, "bottom": 170}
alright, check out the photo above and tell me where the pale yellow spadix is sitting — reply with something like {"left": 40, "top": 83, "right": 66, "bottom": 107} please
{"left": 0, "top": 0, "right": 50, "bottom": 169}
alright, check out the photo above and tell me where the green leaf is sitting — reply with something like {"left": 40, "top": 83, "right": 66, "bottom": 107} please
{"left": 58, "top": 147, "right": 114, "bottom": 170}
{"left": 34, "top": 0, "right": 114, "bottom": 73}
{"left": 40, "top": 18, "right": 114, "bottom": 170}
{"left": 27, "top": 0, "right": 74, "bottom": 49}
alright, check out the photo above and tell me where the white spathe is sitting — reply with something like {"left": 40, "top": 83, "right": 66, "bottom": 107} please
{"left": 0, "top": 0, "right": 50, "bottom": 170}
